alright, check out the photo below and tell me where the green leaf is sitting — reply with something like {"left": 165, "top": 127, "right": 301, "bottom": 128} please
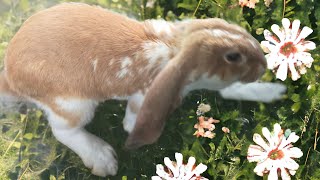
{"left": 189, "top": 139, "right": 209, "bottom": 162}
{"left": 50, "top": 175, "right": 56, "bottom": 180}
{"left": 291, "top": 102, "right": 301, "bottom": 113}
{"left": 177, "top": 3, "right": 196, "bottom": 11}
{"left": 19, "top": 0, "right": 30, "bottom": 12}
{"left": 12, "top": 142, "right": 21, "bottom": 149}
{"left": 290, "top": 93, "right": 300, "bottom": 102}
{"left": 20, "top": 114, "right": 27, "bottom": 122}
{"left": 23, "top": 133, "right": 33, "bottom": 140}
{"left": 215, "top": 136, "right": 228, "bottom": 159}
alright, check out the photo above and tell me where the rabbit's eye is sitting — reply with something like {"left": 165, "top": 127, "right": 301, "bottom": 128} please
{"left": 224, "top": 52, "right": 242, "bottom": 63}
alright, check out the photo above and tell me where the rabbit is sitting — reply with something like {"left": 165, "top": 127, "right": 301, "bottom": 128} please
{"left": 0, "top": 2, "right": 286, "bottom": 177}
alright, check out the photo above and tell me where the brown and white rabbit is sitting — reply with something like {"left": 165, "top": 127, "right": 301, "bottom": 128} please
{"left": 0, "top": 2, "right": 285, "bottom": 177}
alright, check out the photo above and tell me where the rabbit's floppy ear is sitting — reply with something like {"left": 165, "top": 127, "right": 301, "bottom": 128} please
{"left": 125, "top": 47, "right": 198, "bottom": 149}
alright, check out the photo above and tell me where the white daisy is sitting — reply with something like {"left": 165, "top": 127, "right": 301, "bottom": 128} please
{"left": 152, "top": 153, "right": 208, "bottom": 180}
{"left": 261, "top": 18, "right": 316, "bottom": 81}
{"left": 247, "top": 123, "right": 303, "bottom": 180}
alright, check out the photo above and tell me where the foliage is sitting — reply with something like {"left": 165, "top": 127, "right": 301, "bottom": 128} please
{"left": 0, "top": 0, "right": 319, "bottom": 179}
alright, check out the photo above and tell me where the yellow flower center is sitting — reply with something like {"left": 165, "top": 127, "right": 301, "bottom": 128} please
{"left": 268, "top": 149, "right": 284, "bottom": 160}
{"left": 280, "top": 42, "right": 297, "bottom": 57}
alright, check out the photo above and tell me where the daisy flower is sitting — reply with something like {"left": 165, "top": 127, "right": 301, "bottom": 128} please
{"left": 261, "top": 18, "right": 316, "bottom": 81}
{"left": 193, "top": 116, "right": 220, "bottom": 139}
{"left": 152, "top": 153, "right": 208, "bottom": 180}
{"left": 247, "top": 123, "right": 303, "bottom": 180}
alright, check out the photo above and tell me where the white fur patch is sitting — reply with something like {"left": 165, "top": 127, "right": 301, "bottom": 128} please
{"left": 182, "top": 74, "right": 235, "bottom": 96}
{"left": 208, "top": 29, "right": 243, "bottom": 40}
{"left": 55, "top": 97, "right": 98, "bottom": 126}
{"left": 116, "top": 68, "right": 129, "bottom": 78}
{"left": 248, "top": 39, "right": 259, "bottom": 50}
{"left": 111, "top": 96, "right": 129, "bottom": 100}
{"left": 91, "top": 59, "right": 98, "bottom": 72}
{"left": 108, "top": 59, "right": 115, "bottom": 66}
{"left": 207, "top": 29, "right": 260, "bottom": 50}
{"left": 55, "top": 98, "right": 97, "bottom": 113}
{"left": 121, "top": 57, "right": 132, "bottom": 68}
{"left": 123, "top": 91, "right": 144, "bottom": 133}
{"left": 32, "top": 100, "right": 70, "bottom": 129}
{"left": 219, "top": 82, "right": 286, "bottom": 103}
{"left": 116, "top": 57, "right": 132, "bottom": 79}
{"left": 143, "top": 41, "right": 170, "bottom": 70}
{"left": 147, "top": 19, "right": 173, "bottom": 37}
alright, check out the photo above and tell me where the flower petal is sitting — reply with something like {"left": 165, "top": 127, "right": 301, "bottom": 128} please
{"left": 247, "top": 154, "right": 268, "bottom": 163}
{"left": 286, "top": 132, "right": 300, "bottom": 144}
{"left": 175, "top": 153, "right": 183, "bottom": 167}
{"left": 268, "top": 166, "right": 279, "bottom": 180}
{"left": 186, "top": 156, "right": 196, "bottom": 172}
{"left": 247, "top": 144, "right": 266, "bottom": 155}
{"left": 280, "top": 166, "right": 291, "bottom": 180}
{"left": 155, "top": 164, "right": 171, "bottom": 179}
{"left": 262, "top": 127, "right": 273, "bottom": 146}
{"left": 283, "top": 157, "right": 300, "bottom": 171}
{"left": 288, "top": 61, "right": 300, "bottom": 81}
{"left": 164, "top": 157, "right": 179, "bottom": 177}
{"left": 294, "top": 26, "right": 313, "bottom": 44}
{"left": 194, "top": 164, "right": 208, "bottom": 176}
{"left": 276, "top": 60, "right": 288, "bottom": 81}
{"left": 185, "top": 163, "right": 207, "bottom": 179}
{"left": 289, "top": 169, "right": 297, "bottom": 175}
{"left": 151, "top": 176, "right": 162, "bottom": 180}
{"left": 253, "top": 133, "right": 271, "bottom": 151}
{"left": 291, "top": 19, "right": 301, "bottom": 41}
{"left": 296, "top": 52, "right": 314, "bottom": 67}
{"left": 298, "top": 65, "right": 307, "bottom": 74}
{"left": 283, "top": 147, "right": 303, "bottom": 158}
{"left": 261, "top": 40, "right": 278, "bottom": 52}
{"left": 271, "top": 24, "right": 285, "bottom": 41}
{"left": 263, "top": 29, "right": 280, "bottom": 45}
{"left": 254, "top": 162, "right": 268, "bottom": 176}
{"left": 282, "top": 18, "right": 291, "bottom": 40}
{"left": 297, "top": 41, "right": 316, "bottom": 51}
{"left": 265, "top": 53, "right": 280, "bottom": 70}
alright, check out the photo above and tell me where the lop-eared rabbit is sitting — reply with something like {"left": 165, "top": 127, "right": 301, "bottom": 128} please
{"left": 0, "top": 3, "right": 286, "bottom": 177}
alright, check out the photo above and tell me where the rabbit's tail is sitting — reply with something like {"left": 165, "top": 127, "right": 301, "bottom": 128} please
{"left": 0, "top": 70, "right": 30, "bottom": 114}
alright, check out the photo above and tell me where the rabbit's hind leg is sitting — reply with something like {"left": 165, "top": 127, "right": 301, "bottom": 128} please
{"left": 37, "top": 97, "right": 118, "bottom": 177}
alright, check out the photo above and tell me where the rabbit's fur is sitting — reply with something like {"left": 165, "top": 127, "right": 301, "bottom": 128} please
{"left": 0, "top": 2, "right": 274, "bottom": 177}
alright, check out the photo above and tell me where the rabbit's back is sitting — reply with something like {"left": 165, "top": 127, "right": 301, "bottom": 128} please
{"left": 5, "top": 3, "right": 154, "bottom": 99}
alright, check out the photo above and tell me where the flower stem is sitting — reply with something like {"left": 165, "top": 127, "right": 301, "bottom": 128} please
{"left": 282, "top": 0, "right": 286, "bottom": 18}
{"left": 193, "top": 0, "right": 203, "bottom": 17}
{"left": 314, "top": 121, "right": 318, "bottom": 150}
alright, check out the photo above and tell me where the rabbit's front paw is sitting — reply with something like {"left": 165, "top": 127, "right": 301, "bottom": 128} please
{"left": 82, "top": 138, "right": 118, "bottom": 177}
{"left": 123, "top": 113, "right": 137, "bottom": 133}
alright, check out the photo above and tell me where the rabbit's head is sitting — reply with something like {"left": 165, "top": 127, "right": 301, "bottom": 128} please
{"left": 176, "top": 18, "right": 267, "bottom": 84}
{"left": 125, "top": 18, "right": 266, "bottom": 149}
